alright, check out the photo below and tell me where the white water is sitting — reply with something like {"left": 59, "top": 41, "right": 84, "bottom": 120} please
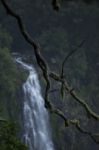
{"left": 16, "top": 58, "right": 54, "bottom": 150}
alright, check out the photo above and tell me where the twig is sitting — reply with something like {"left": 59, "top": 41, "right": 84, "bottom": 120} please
{"left": 61, "top": 39, "right": 85, "bottom": 78}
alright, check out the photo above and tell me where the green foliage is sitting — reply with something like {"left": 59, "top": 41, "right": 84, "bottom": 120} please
{"left": 0, "top": 41, "right": 27, "bottom": 149}
{"left": 0, "top": 30, "right": 27, "bottom": 118}
{"left": 0, "top": 25, "right": 16, "bottom": 101}
{"left": 0, "top": 47, "right": 18, "bottom": 118}
{"left": 0, "top": 47, "right": 17, "bottom": 95}
{"left": 0, "top": 25, "right": 27, "bottom": 120}
{"left": 0, "top": 121, "right": 27, "bottom": 150}
{"left": 0, "top": 26, "right": 28, "bottom": 150}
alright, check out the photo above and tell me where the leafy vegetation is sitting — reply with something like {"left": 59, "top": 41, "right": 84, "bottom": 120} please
{"left": 0, "top": 26, "right": 27, "bottom": 149}
{"left": 0, "top": 121, "right": 27, "bottom": 150}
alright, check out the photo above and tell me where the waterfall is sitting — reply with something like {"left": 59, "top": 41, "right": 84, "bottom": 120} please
{"left": 16, "top": 58, "right": 54, "bottom": 150}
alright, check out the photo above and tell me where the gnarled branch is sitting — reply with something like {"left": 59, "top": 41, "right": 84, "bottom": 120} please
{"left": 49, "top": 72, "right": 99, "bottom": 120}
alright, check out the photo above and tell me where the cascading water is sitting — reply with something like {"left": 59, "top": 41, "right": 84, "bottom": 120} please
{"left": 16, "top": 58, "right": 54, "bottom": 150}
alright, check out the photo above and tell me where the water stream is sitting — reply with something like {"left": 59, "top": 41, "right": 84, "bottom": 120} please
{"left": 16, "top": 58, "right": 54, "bottom": 150}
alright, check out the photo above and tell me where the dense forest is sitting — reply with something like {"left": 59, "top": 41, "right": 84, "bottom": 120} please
{"left": 0, "top": 0, "right": 99, "bottom": 150}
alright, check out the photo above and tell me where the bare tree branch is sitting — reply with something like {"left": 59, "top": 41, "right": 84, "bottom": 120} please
{"left": 49, "top": 72, "right": 99, "bottom": 120}
{"left": 60, "top": 39, "right": 85, "bottom": 79}
{"left": 51, "top": 107, "right": 99, "bottom": 144}
{"left": 70, "top": 119, "right": 99, "bottom": 144}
